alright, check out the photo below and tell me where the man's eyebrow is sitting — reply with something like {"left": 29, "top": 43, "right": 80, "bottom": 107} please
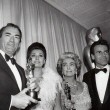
{"left": 15, "top": 34, "right": 20, "bottom": 36}
{"left": 5, "top": 32, "right": 11, "bottom": 35}
{"left": 5, "top": 32, "right": 20, "bottom": 36}
{"left": 96, "top": 50, "right": 101, "bottom": 52}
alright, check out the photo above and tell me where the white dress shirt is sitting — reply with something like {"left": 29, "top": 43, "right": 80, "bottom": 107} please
{"left": 95, "top": 64, "right": 109, "bottom": 103}
{"left": 0, "top": 50, "right": 22, "bottom": 91}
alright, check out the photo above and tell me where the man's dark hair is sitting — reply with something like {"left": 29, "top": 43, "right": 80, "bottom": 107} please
{"left": 0, "top": 23, "right": 22, "bottom": 42}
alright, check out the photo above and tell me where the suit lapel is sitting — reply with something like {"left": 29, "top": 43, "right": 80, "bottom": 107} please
{"left": 103, "top": 72, "right": 110, "bottom": 103}
{"left": 91, "top": 69, "right": 101, "bottom": 103}
{"left": 0, "top": 54, "right": 22, "bottom": 92}
{"left": 0, "top": 54, "right": 18, "bottom": 83}
{"left": 15, "top": 63, "right": 26, "bottom": 89}
{"left": 0, "top": 53, "right": 26, "bottom": 91}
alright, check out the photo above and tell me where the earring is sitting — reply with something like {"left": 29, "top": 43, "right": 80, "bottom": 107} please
{"left": 75, "top": 73, "right": 78, "bottom": 81}
{"left": 62, "top": 74, "right": 65, "bottom": 81}
{"left": 74, "top": 68, "right": 77, "bottom": 80}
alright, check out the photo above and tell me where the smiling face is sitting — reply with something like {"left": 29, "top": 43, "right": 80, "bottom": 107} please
{"left": 91, "top": 45, "right": 109, "bottom": 68}
{"left": 62, "top": 58, "right": 77, "bottom": 77}
{"left": 0, "top": 26, "right": 21, "bottom": 57}
{"left": 29, "top": 49, "right": 45, "bottom": 68}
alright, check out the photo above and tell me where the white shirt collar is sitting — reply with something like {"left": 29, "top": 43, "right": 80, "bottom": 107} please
{"left": 95, "top": 64, "right": 109, "bottom": 103}
{"left": 96, "top": 64, "right": 109, "bottom": 73}
{"left": 0, "top": 50, "right": 22, "bottom": 90}
{"left": 0, "top": 50, "right": 6, "bottom": 59}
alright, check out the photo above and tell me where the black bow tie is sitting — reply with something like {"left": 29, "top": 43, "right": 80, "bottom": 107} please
{"left": 94, "top": 68, "right": 107, "bottom": 74}
{"left": 5, "top": 54, "right": 16, "bottom": 65}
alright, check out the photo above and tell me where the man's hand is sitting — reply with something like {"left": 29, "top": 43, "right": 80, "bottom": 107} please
{"left": 11, "top": 88, "right": 38, "bottom": 109}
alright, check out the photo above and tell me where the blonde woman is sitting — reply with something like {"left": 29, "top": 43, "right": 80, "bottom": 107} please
{"left": 57, "top": 52, "right": 91, "bottom": 110}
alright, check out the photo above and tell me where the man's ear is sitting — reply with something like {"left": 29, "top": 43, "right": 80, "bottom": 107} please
{"left": 43, "top": 59, "right": 46, "bottom": 65}
{"left": 42, "top": 59, "right": 46, "bottom": 68}
{"left": 17, "top": 43, "right": 21, "bottom": 52}
{"left": 91, "top": 54, "right": 95, "bottom": 62}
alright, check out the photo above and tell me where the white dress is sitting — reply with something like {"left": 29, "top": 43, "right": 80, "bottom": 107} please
{"left": 31, "top": 67, "right": 62, "bottom": 110}
{"left": 61, "top": 82, "right": 91, "bottom": 110}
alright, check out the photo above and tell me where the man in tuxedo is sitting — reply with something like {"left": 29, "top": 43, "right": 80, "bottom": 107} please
{"left": 0, "top": 23, "right": 38, "bottom": 110}
{"left": 83, "top": 39, "right": 110, "bottom": 110}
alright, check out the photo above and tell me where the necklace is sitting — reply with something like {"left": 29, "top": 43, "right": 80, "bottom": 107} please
{"left": 68, "top": 82, "right": 78, "bottom": 95}
{"left": 63, "top": 81, "right": 78, "bottom": 97}
{"left": 67, "top": 83, "right": 77, "bottom": 87}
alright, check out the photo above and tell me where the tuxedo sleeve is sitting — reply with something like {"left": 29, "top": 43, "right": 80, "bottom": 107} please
{"left": 83, "top": 72, "right": 88, "bottom": 83}
{"left": 0, "top": 93, "right": 11, "bottom": 110}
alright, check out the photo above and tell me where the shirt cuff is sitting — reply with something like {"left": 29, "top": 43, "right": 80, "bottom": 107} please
{"left": 9, "top": 95, "right": 12, "bottom": 110}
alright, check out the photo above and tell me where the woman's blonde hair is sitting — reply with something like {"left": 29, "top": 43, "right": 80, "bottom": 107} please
{"left": 57, "top": 52, "right": 81, "bottom": 77}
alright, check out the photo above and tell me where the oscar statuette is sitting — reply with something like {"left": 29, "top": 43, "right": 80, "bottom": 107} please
{"left": 64, "top": 83, "right": 76, "bottom": 110}
{"left": 64, "top": 83, "right": 71, "bottom": 100}
{"left": 26, "top": 58, "right": 41, "bottom": 109}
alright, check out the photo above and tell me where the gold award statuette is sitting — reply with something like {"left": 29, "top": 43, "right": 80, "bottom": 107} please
{"left": 26, "top": 58, "right": 41, "bottom": 101}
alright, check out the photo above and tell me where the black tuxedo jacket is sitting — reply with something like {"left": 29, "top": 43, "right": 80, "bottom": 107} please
{"left": 0, "top": 54, "right": 27, "bottom": 110}
{"left": 83, "top": 68, "right": 110, "bottom": 110}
